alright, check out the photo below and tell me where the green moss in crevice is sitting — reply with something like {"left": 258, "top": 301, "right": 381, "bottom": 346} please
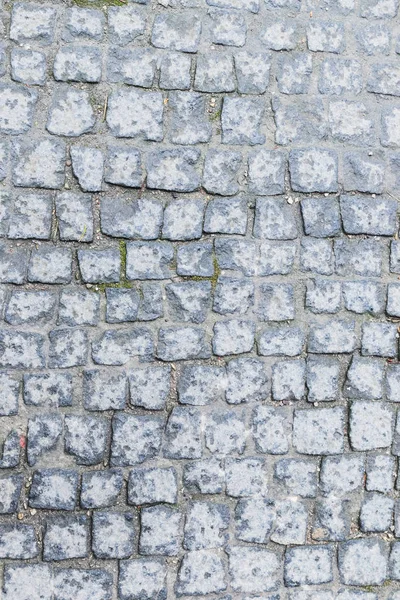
{"left": 211, "top": 255, "right": 221, "bottom": 290}
{"left": 73, "top": 0, "right": 127, "bottom": 8}
{"left": 88, "top": 240, "right": 133, "bottom": 293}
{"left": 119, "top": 239, "right": 127, "bottom": 279}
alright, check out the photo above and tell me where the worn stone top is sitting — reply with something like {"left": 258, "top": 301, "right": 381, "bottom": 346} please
{"left": 1, "top": 0, "right": 400, "bottom": 598}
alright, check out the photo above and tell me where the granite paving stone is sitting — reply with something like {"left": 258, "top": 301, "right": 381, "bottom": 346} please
{"left": 0, "top": 0, "right": 399, "bottom": 596}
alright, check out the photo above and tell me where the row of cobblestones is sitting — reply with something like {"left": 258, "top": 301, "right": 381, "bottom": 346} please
{"left": 2, "top": 0, "right": 400, "bottom": 598}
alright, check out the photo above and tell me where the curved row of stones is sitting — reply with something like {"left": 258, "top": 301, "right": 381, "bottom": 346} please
{"left": 1, "top": 0, "right": 400, "bottom": 598}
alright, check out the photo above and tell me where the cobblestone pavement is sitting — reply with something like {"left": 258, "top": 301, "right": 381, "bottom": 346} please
{"left": 1, "top": 0, "right": 400, "bottom": 598}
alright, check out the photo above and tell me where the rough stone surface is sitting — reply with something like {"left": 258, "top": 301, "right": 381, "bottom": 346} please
{"left": 0, "top": 1, "right": 399, "bottom": 596}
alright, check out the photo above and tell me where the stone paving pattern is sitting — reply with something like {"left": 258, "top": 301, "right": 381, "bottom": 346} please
{"left": 0, "top": 0, "right": 400, "bottom": 598}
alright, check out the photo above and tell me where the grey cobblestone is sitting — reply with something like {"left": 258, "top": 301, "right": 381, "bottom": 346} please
{"left": 1, "top": 0, "right": 400, "bottom": 596}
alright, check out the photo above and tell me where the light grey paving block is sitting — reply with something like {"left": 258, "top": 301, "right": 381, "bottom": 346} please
{"left": 128, "top": 467, "right": 177, "bottom": 505}
{"left": 49, "top": 329, "right": 88, "bottom": 368}
{"left": 106, "top": 88, "right": 163, "bottom": 141}
{"left": 183, "top": 458, "right": 224, "bottom": 494}
{"left": 176, "top": 550, "right": 227, "bottom": 596}
{"left": 272, "top": 498, "right": 308, "bottom": 545}
{"left": 107, "top": 47, "right": 156, "bottom": 88}
{"left": 23, "top": 372, "right": 73, "bottom": 407}
{"left": 151, "top": 13, "right": 201, "bottom": 52}
{"left": 248, "top": 149, "right": 286, "bottom": 195}
{"left": 284, "top": 545, "right": 334, "bottom": 586}
{"left": 229, "top": 546, "right": 280, "bottom": 593}
{"left": 306, "top": 356, "right": 340, "bottom": 402}
{"left": 108, "top": 5, "right": 146, "bottom": 46}
{"left": 11, "top": 48, "right": 46, "bottom": 85}
{"left": 56, "top": 192, "right": 93, "bottom": 242}
{"left": 319, "top": 58, "right": 363, "bottom": 95}
{"left": 235, "top": 498, "right": 274, "bottom": 543}
{"left": 313, "top": 496, "right": 349, "bottom": 541}
{"left": 162, "top": 198, "right": 204, "bottom": 241}
{"left": 194, "top": 54, "right": 235, "bottom": 92}
{"left": 329, "top": 99, "right": 375, "bottom": 145}
{"left": 129, "top": 366, "right": 171, "bottom": 410}
{"left": 47, "top": 88, "right": 95, "bottom": 137}
{"left": 275, "top": 457, "right": 318, "bottom": 497}
{"left": 119, "top": 559, "right": 167, "bottom": 600}
{"left": 101, "top": 197, "right": 162, "bottom": 239}
{"left": 307, "top": 20, "right": 345, "bottom": 52}
{"left": 360, "top": 0, "right": 399, "bottom": 18}
{"left": 203, "top": 149, "right": 242, "bottom": 196}
{"left": 166, "top": 281, "right": 211, "bottom": 324}
{"left": 209, "top": 8, "right": 247, "bottom": 46}
{"left": 126, "top": 241, "right": 173, "bottom": 280}
{"left": 80, "top": 469, "right": 123, "bottom": 509}
{"left": 62, "top": 7, "right": 105, "bottom": 42}
{"left": 146, "top": 148, "right": 201, "bottom": 192}
{"left": 169, "top": 92, "right": 211, "bottom": 145}
{"left": 366, "top": 454, "right": 395, "bottom": 492}
{"left": 344, "top": 356, "right": 384, "bottom": 400}
{"left": 160, "top": 53, "right": 192, "bottom": 90}
{"left": 64, "top": 415, "right": 108, "bottom": 466}
{"left": 235, "top": 51, "right": 271, "bottom": 94}
{"left": 0, "top": 475, "right": 23, "bottom": 514}
{"left": 308, "top": 319, "right": 357, "bottom": 353}
{"left": 204, "top": 196, "right": 247, "bottom": 235}
{"left": 184, "top": 501, "right": 229, "bottom": 550}
{"left": 276, "top": 53, "right": 313, "bottom": 94}
{"left": 104, "top": 147, "right": 142, "bottom": 188}
{"left": 272, "top": 96, "right": 327, "bottom": 146}
{"left": 212, "top": 319, "right": 255, "bottom": 356}
{"left": 253, "top": 406, "right": 292, "bottom": 455}
{"left": 29, "top": 468, "right": 79, "bottom": 510}
{"left": 221, "top": 97, "right": 265, "bottom": 145}
{"left": 111, "top": 413, "right": 163, "bottom": 466}
{"left": 0, "top": 525, "right": 38, "bottom": 558}
{"left": 342, "top": 281, "right": 385, "bottom": 315}
{"left": 293, "top": 406, "right": 345, "bottom": 454}
{"left": 54, "top": 46, "right": 102, "bottom": 83}
{"left": 254, "top": 197, "right": 297, "bottom": 240}
{"left": 349, "top": 401, "right": 394, "bottom": 450}
{"left": 44, "top": 515, "right": 88, "bottom": 561}
{"left": 226, "top": 357, "right": 269, "bottom": 404}
{"left": 261, "top": 20, "right": 298, "bottom": 50}
{"left": 78, "top": 249, "right": 120, "bottom": 284}
{"left": 92, "top": 512, "right": 135, "bottom": 559}
{"left": 289, "top": 148, "right": 338, "bottom": 192}
{"left": 205, "top": 409, "right": 246, "bottom": 455}
{"left": 272, "top": 359, "right": 305, "bottom": 401}
{"left": 225, "top": 457, "right": 266, "bottom": 497}
{"left": 59, "top": 289, "right": 100, "bottom": 326}
{"left": 361, "top": 322, "right": 398, "bottom": 357}
{"left": 8, "top": 192, "right": 52, "bottom": 240}
{"left": 3, "top": 565, "right": 52, "bottom": 600}
{"left": 320, "top": 454, "right": 364, "bottom": 496}
{"left": 306, "top": 279, "right": 341, "bottom": 313}
{"left": 92, "top": 328, "right": 153, "bottom": 365}
{"left": 10, "top": 2, "right": 56, "bottom": 45}
{"left": 338, "top": 539, "right": 389, "bottom": 586}
{"left": 301, "top": 197, "right": 340, "bottom": 237}
{"left": 139, "top": 505, "right": 183, "bottom": 556}
{"left": 0, "top": 373, "right": 20, "bottom": 416}
{"left": 13, "top": 138, "right": 66, "bottom": 190}
{"left": 0, "top": 330, "right": 45, "bottom": 369}
{"left": 27, "top": 414, "right": 62, "bottom": 466}
{"left": 360, "top": 492, "right": 394, "bottom": 532}
{"left": 54, "top": 569, "right": 112, "bottom": 600}
{"left": 70, "top": 146, "right": 103, "bottom": 192}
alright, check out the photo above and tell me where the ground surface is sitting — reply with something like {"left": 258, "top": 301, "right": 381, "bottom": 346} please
{"left": 0, "top": 0, "right": 400, "bottom": 598}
